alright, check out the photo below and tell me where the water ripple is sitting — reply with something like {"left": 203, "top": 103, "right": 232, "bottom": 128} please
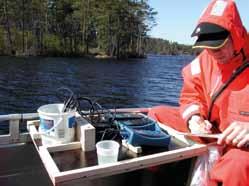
{"left": 0, "top": 55, "right": 193, "bottom": 114}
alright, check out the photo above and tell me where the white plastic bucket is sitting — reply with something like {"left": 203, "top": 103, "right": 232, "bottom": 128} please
{"left": 37, "top": 103, "right": 76, "bottom": 146}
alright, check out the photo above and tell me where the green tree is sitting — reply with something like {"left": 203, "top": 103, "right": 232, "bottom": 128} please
{"left": 0, "top": 0, "right": 193, "bottom": 57}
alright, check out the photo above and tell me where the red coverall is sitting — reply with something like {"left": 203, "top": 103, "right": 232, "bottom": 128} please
{"left": 148, "top": 0, "right": 249, "bottom": 185}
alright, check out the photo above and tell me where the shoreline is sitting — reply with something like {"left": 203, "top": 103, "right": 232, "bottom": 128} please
{"left": 0, "top": 53, "right": 148, "bottom": 59}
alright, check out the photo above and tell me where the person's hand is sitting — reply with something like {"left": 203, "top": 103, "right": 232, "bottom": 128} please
{"left": 188, "top": 115, "right": 212, "bottom": 134}
{"left": 217, "top": 121, "right": 249, "bottom": 148}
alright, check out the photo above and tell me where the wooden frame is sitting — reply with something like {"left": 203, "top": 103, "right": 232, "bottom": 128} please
{"left": 27, "top": 116, "right": 209, "bottom": 186}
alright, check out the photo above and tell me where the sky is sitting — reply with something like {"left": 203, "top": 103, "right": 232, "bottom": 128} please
{"left": 148, "top": 0, "right": 249, "bottom": 45}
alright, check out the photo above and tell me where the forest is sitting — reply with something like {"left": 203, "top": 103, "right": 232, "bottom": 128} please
{"left": 0, "top": 0, "right": 193, "bottom": 58}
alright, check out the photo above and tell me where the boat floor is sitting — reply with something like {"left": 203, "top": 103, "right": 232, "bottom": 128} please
{"left": 0, "top": 142, "right": 53, "bottom": 186}
{"left": 0, "top": 142, "right": 194, "bottom": 186}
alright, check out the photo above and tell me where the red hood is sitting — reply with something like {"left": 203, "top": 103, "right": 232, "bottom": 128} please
{"left": 196, "top": 0, "right": 247, "bottom": 53}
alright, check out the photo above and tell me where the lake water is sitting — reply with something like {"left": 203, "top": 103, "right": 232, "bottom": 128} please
{"left": 0, "top": 55, "right": 193, "bottom": 115}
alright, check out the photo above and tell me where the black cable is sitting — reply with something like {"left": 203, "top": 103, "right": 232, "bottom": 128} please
{"left": 55, "top": 87, "right": 120, "bottom": 140}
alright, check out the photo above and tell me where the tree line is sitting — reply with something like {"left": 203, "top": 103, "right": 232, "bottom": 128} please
{"left": 0, "top": 0, "right": 193, "bottom": 58}
{"left": 146, "top": 38, "right": 194, "bottom": 55}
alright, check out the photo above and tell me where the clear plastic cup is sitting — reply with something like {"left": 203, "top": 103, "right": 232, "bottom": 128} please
{"left": 96, "top": 140, "right": 120, "bottom": 165}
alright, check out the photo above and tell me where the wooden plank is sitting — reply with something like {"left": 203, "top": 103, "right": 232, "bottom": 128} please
{"left": 0, "top": 135, "right": 11, "bottom": 145}
{"left": 157, "top": 122, "right": 196, "bottom": 146}
{"left": 27, "top": 120, "right": 41, "bottom": 145}
{"left": 54, "top": 143, "right": 207, "bottom": 183}
{"left": 39, "top": 146, "right": 60, "bottom": 185}
{"left": 28, "top": 125, "right": 40, "bottom": 140}
{"left": 27, "top": 120, "right": 40, "bottom": 128}
{"left": 9, "top": 119, "right": 20, "bottom": 143}
{"left": 47, "top": 142, "right": 81, "bottom": 153}
{"left": 76, "top": 117, "right": 95, "bottom": 152}
{"left": 122, "top": 140, "right": 142, "bottom": 153}
{"left": 26, "top": 120, "right": 41, "bottom": 151}
{"left": 110, "top": 108, "right": 149, "bottom": 113}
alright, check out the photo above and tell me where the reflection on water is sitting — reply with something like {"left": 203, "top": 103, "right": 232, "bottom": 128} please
{"left": 0, "top": 55, "right": 193, "bottom": 115}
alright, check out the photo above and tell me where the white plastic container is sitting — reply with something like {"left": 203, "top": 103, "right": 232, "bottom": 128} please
{"left": 96, "top": 140, "right": 120, "bottom": 165}
{"left": 37, "top": 103, "right": 76, "bottom": 146}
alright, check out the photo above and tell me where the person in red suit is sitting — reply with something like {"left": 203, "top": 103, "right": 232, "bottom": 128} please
{"left": 148, "top": 0, "right": 249, "bottom": 185}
